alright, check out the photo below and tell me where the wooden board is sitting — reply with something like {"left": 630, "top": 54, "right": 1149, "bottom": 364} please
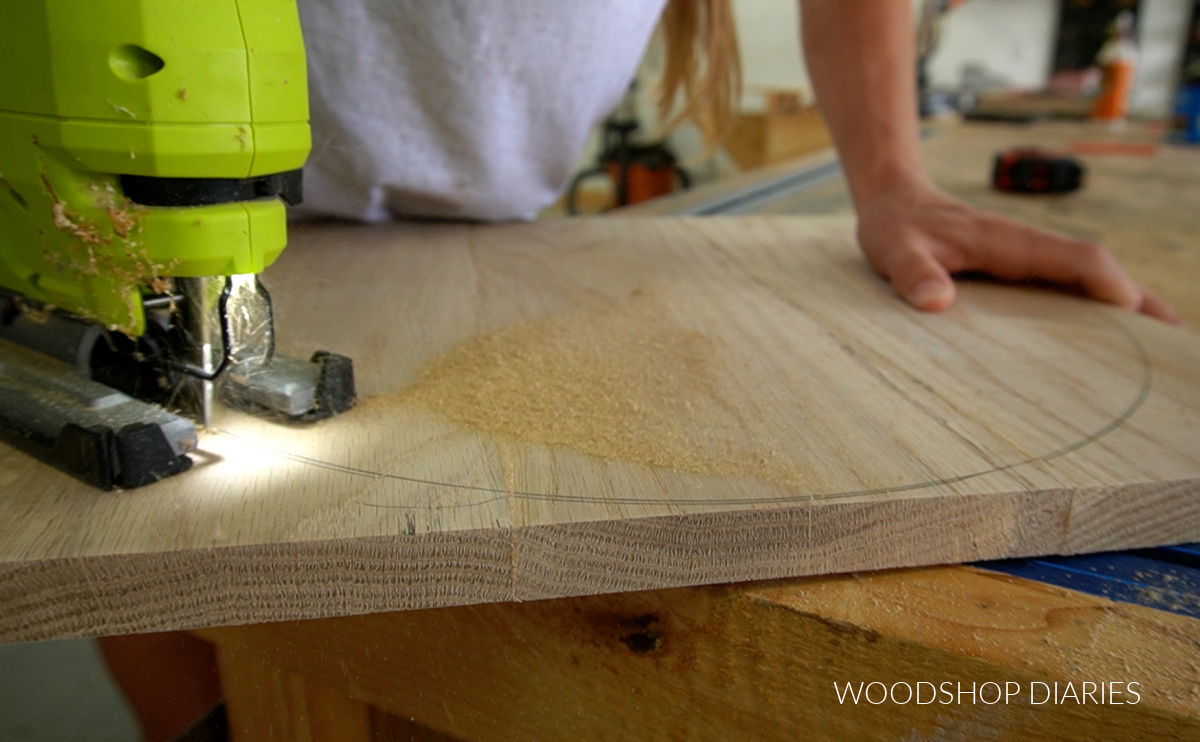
{"left": 966, "top": 91, "right": 1092, "bottom": 121}
{"left": 199, "top": 566, "right": 1200, "bottom": 740}
{"left": 3, "top": 215, "right": 1199, "bottom": 642}
{"left": 726, "top": 99, "right": 834, "bottom": 171}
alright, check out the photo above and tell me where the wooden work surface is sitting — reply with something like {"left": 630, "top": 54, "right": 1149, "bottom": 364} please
{"left": 4, "top": 167, "right": 1200, "bottom": 641}
{"left": 189, "top": 120, "right": 1200, "bottom": 741}
{"left": 200, "top": 567, "right": 1200, "bottom": 740}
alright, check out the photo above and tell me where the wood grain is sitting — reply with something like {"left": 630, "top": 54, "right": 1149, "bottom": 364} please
{"left": 198, "top": 567, "right": 1200, "bottom": 741}
{"left": 217, "top": 647, "right": 373, "bottom": 742}
{"left": 3, "top": 214, "right": 1199, "bottom": 642}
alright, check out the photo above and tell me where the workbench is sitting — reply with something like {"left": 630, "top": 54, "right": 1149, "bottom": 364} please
{"left": 3, "top": 120, "right": 1198, "bottom": 739}
{"left": 186, "top": 121, "right": 1200, "bottom": 740}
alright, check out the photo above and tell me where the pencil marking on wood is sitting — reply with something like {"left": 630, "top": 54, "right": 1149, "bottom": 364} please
{"left": 207, "top": 311, "right": 1153, "bottom": 511}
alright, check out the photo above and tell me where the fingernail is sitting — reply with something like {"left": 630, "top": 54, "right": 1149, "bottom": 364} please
{"left": 910, "top": 280, "right": 951, "bottom": 309}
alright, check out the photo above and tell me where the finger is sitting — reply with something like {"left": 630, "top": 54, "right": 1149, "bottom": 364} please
{"left": 875, "top": 233, "right": 957, "bottom": 312}
{"left": 956, "top": 214, "right": 1143, "bottom": 309}
{"left": 1138, "top": 290, "right": 1186, "bottom": 327}
{"left": 954, "top": 215, "right": 1187, "bottom": 326}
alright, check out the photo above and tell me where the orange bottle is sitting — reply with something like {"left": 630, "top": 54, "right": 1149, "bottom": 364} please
{"left": 1092, "top": 11, "right": 1139, "bottom": 122}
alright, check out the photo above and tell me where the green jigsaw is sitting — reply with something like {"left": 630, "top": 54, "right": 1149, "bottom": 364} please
{"left": 0, "top": 0, "right": 355, "bottom": 489}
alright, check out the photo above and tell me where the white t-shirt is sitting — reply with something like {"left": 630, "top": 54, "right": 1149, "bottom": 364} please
{"left": 294, "top": 0, "right": 668, "bottom": 222}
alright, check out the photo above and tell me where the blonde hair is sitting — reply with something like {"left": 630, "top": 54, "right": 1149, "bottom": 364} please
{"left": 657, "top": 0, "right": 742, "bottom": 144}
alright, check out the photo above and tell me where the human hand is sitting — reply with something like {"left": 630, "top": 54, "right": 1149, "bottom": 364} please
{"left": 854, "top": 181, "right": 1184, "bottom": 326}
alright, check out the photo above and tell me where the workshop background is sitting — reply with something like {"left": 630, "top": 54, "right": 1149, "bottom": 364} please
{"left": 2, "top": 0, "right": 1197, "bottom": 740}
{"left": 556, "top": 0, "right": 1191, "bottom": 217}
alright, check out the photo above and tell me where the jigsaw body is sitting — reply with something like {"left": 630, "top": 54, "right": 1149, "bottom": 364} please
{"left": 0, "top": 1, "right": 355, "bottom": 489}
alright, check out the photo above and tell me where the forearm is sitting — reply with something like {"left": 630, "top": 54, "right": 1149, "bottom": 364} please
{"left": 799, "top": 0, "right": 929, "bottom": 205}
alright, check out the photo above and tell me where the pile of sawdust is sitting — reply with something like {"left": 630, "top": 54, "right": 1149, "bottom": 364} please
{"left": 397, "top": 293, "right": 797, "bottom": 483}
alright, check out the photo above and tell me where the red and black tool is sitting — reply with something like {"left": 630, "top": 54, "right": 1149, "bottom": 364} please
{"left": 565, "top": 116, "right": 690, "bottom": 214}
{"left": 992, "top": 148, "right": 1085, "bottom": 194}
{"left": 565, "top": 82, "right": 690, "bottom": 214}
